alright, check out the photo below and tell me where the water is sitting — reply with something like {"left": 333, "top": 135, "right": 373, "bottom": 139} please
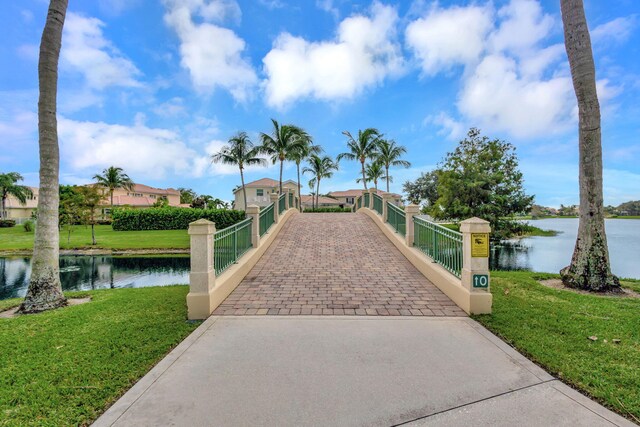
{"left": 491, "top": 218, "right": 640, "bottom": 279}
{"left": 0, "top": 255, "right": 190, "bottom": 300}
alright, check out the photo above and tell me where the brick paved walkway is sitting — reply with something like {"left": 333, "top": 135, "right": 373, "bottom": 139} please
{"left": 213, "top": 213, "right": 466, "bottom": 316}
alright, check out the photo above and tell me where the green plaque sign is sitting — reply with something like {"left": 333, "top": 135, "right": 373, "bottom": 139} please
{"left": 473, "top": 274, "right": 489, "bottom": 288}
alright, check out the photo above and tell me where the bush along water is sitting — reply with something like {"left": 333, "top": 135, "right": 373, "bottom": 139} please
{"left": 112, "top": 207, "right": 245, "bottom": 231}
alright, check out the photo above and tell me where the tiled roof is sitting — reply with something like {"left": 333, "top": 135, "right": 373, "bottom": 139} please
{"left": 234, "top": 178, "right": 297, "bottom": 192}
{"left": 300, "top": 195, "right": 341, "bottom": 205}
{"left": 328, "top": 189, "right": 402, "bottom": 198}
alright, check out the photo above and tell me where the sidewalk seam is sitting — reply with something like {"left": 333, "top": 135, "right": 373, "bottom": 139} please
{"left": 391, "top": 379, "right": 556, "bottom": 426}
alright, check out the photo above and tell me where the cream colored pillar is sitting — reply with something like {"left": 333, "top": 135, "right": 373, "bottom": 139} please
{"left": 285, "top": 189, "right": 291, "bottom": 210}
{"left": 368, "top": 188, "right": 375, "bottom": 209}
{"left": 460, "top": 217, "right": 491, "bottom": 294}
{"left": 270, "top": 193, "right": 279, "bottom": 223}
{"left": 246, "top": 205, "right": 260, "bottom": 248}
{"left": 404, "top": 204, "right": 419, "bottom": 247}
{"left": 382, "top": 193, "right": 392, "bottom": 222}
{"left": 187, "top": 219, "right": 216, "bottom": 320}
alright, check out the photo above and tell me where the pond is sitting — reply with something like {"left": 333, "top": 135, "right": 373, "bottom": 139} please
{"left": 0, "top": 255, "right": 190, "bottom": 300}
{"left": 491, "top": 218, "right": 640, "bottom": 279}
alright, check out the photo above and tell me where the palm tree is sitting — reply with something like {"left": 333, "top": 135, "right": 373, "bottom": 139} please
{"left": 19, "top": 0, "right": 69, "bottom": 314}
{"left": 559, "top": 0, "right": 619, "bottom": 291}
{"left": 259, "top": 119, "right": 308, "bottom": 194}
{"left": 377, "top": 139, "right": 411, "bottom": 193}
{"left": 356, "top": 161, "right": 387, "bottom": 191}
{"left": 337, "top": 128, "right": 381, "bottom": 191}
{"left": 212, "top": 132, "right": 267, "bottom": 212}
{"left": 303, "top": 155, "right": 339, "bottom": 208}
{"left": 0, "top": 172, "right": 33, "bottom": 219}
{"left": 287, "top": 135, "right": 322, "bottom": 211}
{"left": 93, "top": 166, "right": 134, "bottom": 211}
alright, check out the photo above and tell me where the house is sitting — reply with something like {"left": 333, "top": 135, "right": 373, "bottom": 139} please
{"left": 300, "top": 195, "right": 342, "bottom": 209}
{"left": 233, "top": 178, "right": 299, "bottom": 211}
{"left": 327, "top": 189, "right": 403, "bottom": 208}
{"left": 3, "top": 186, "right": 38, "bottom": 222}
{"left": 99, "top": 183, "right": 181, "bottom": 216}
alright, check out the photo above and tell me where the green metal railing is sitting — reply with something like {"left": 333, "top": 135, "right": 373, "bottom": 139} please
{"left": 259, "top": 203, "right": 275, "bottom": 236}
{"left": 289, "top": 192, "right": 293, "bottom": 208}
{"left": 413, "top": 217, "right": 463, "bottom": 278}
{"left": 387, "top": 202, "right": 405, "bottom": 236}
{"left": 373, "top": 193, "right": 383, "bottom": 215}
{"left": 278, "top": 193, "right": 286, "bottom": 214}
{"left": 363, "top": 192, "right": 370, "bottom": 207}
{"left": 214, "top": 217, "right": 252, "bottom": 275}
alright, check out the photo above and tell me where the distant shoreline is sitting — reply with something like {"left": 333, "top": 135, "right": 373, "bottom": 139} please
{"left": 0, "top": 249, "right": 190, "bottom": 257}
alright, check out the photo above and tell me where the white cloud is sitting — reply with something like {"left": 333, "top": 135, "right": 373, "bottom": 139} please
{"left": 458, "top": 54, "right": 575, "bottom": 138}
{"left": 163, "top": 0, "right": 257, "bottom": 101}
{"left": 405, "top": 4, "right": 493, "bottom": 75}
{"left": 592, "top": 15, "right": 637, "bottom": 45}
{"left": 316, "top": 0, "right": 339, "bottom": 18}
{"left": 62, "top": 13, "right": 141, "bottom": 89}
{"left": 405, "top": 0, "right": 619, "bottom": 139}
{"left": 259, "top": 0, "right": 285, "bottom": 10}
{"left": 262, "top": 2, "right": 403, "bottom": 108}
{"left": 58, "top": 118, "right": 201, "bottom": 179}
{"left": 424, "top": 112, "right": 465, "bottom": 141}
{"left": 153, "top": 97, "right": 187, "bottom": 118}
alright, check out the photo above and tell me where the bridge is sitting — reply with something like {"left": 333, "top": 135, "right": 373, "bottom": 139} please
{"left": 186, "top": 189, "right": 492, "bottom": 319}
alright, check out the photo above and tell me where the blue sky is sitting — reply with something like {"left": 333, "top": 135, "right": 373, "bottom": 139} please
{"left": 1, "top": 0, "right": 638, "bottom": 207}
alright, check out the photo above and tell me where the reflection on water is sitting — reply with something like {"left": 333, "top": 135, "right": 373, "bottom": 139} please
{"left": 0, "top": 256, "right": 190, "bottom": 300}
{"left": 491, "top": 218, "right": 640, "bottom": 279}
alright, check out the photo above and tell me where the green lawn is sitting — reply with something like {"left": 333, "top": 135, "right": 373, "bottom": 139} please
{"left": 475, "top": 271, "right": 640, "bottom": 422}
{"left": 0, "top": 224, "right": 189, "bottom": 251}
{"left": 0, "top": 286, "right": 199, "bottom": 426}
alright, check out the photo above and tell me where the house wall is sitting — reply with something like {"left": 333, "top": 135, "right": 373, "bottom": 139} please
{"left": 234, "top": 183, "right": 299, "bottom": 211}
{"left": 4, "top": 187, "right": 38, "bottom": 220}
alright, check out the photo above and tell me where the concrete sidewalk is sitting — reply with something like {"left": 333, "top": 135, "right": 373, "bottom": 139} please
{"left": 94, "top": 317, "right": 634, "bottom": 427}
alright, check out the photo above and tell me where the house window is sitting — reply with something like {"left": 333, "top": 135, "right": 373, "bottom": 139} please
{"left": 346, "top": 197, "right": 354, "bottom": 204}
{"left": 256, "top": 189, "right": 264, "bottom": 196}
{"left": 150, "top": 195, "right": 156, "bottom": 199}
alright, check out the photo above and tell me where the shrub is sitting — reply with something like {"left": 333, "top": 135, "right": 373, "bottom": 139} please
{"left": 111, "top": 207, "right": 245, "bottom": 231}
{"left": 23, "top": 220, "right": 34, "bottom": 232}
{"left": 0, "top": 219, "right": 16, "bottom": 228}
{"left": 303, "top": 207, "right": 351, "bottom": 213}
{"left": 96, "top": 219, "right": 113, "bottom": 226}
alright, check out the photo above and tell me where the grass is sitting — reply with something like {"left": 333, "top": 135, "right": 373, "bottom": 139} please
{"left": 439, "top": 223, "right": 557, "bottom": 237}
{"left": 0, "top": 286, "right": 200, "bottom": 426}
{"left": 0, "top": 224, "right": 189, "bottom": 251}
{"left": 475, "top": 271, "right": 640, "bottom": 422}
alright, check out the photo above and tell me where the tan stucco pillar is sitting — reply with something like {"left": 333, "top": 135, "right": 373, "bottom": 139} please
{"left": 460, "top": 217, "right": 491, "bottom": 294}
{"left": 187, "top": 219, "right": 216, "bottom": 319}
{"left": 368, "top": 188, "right": 375, "bottom": 210}
{"left": 270, "top": 193, "right": 279, "bottom": 223}
{"left": 382, "top": 193, "right": 392, "bottom": 222}
{"left": 246, "top": 205, "right": 260, "bottom": 248}
{"left": 404, "top": 204, "right": 420, "bottom": 247}
{"left": 285, "top": 188, "right": 291, "bottom": 210}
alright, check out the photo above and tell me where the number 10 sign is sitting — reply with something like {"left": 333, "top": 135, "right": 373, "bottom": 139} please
{"left": 473, "top": 274, "right": 489, "bottom": 288}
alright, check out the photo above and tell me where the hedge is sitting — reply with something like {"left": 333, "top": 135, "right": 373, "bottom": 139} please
{"left": 112, "top": 207, "right": 245, "bottom": 231}
{"left": 302, "top": 207, "right": 352, "bottom": 213}
{"left": 0, "top": 219, "right": 16, "bottom": 228}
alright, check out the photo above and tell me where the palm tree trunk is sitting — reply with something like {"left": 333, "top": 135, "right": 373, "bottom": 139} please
{"left": 279, "top": 159, "right": 284, "bottom": 194}
{"left": 19, "top": 0, "right": 68, "bottom": 313}
{"left": 316, "top": 179, "right": 320, "bottom": 209}
{"left": 361, "top": 161, "right": 368, "bottom": 190}
{"left": 1, "top": 195, "right": 6, "bottom": 219}
{"left": 91, "top": 212, "right": 96, "bottom": 245}
{"left": 296, "top": 162, "right": 302, "bottom": 212}
{"left": 240, "top": 167, "right": 248, "bottom": 215}
{"left": 559, "top": 0, "right": 619, "bottom": 291}
{"left": 386, "top": 166, "right": 390, "bottom": 193}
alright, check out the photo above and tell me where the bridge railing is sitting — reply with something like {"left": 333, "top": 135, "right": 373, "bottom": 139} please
{"left": 187, "top": 200, "right": 299, "bottom": 320}
{"left": 353, "top": 191, "right": 492, "bottom": 315}
{"left": 414, "top": 217, "right": 462, "bottom": 278}
{"left": 278, "top": 193, "right": 286, "bottom": 214}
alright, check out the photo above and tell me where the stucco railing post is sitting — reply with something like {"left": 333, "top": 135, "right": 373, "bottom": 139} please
{"left": 382, "top": 193, "right": 392, "bottom": 223}
{"left": 187, "top": 219, "right": 216, "bottom": 320}
{"left": 460, "top": 217, "right": 491, "bottom": 295}
{"left": 270, "top": 193, "right": 279, "bottom": 223}
{"left": 285, "top": 189, "right": 291, "bottom": 210}
{"left": 246, "top": 205, "right": 260, "bottom": 248}
{"left": 368, "top": 188, "right": 375, "bottom": 210}
{"left": 404, "top": 204, "right": 419, "bottom": 247}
